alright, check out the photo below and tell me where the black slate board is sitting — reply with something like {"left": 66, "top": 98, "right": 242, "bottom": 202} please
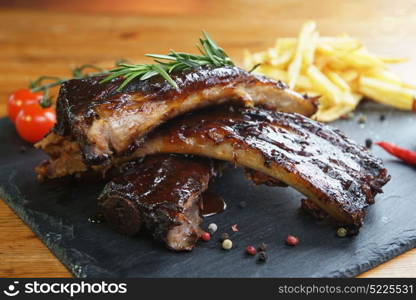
{"left": 0, "top": 102, "right": 415, "bottom": 278}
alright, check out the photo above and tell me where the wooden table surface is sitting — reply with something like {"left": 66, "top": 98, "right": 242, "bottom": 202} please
{"left": 0, "top": 0, "right": 415, "bottom": 277}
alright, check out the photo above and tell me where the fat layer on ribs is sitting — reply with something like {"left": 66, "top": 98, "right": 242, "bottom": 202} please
{"left": 98, "top": 154, "right": 217, "bottom": 251}
{"left": 52, "top": 66, "right": 316, "bottom": 164}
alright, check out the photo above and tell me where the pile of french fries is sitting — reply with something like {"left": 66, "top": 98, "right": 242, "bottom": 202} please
{"left": 244, "top": 21, "right": 416, "bottom": 122}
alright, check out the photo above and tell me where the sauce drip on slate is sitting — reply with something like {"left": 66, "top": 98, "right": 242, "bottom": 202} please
{"left": 201, "top": 192, "right": 226, "bottom": 217}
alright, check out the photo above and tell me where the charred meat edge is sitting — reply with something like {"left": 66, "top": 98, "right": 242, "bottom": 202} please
{"left": 98, "top": 154, "right": 217, "bottom": 251}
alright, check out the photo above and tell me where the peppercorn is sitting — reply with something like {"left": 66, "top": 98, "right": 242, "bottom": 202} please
{"left": 246, "top": 245, "right": 257, "bottom": 255}
{"left": 365, "top": 138, "right": 373, "bottom": 149}
{"left": 239, "top": 201, "right": 247, "bottom": 208}
{"left": 220, "top": 233, "right": 229, "bottom": 241}
{"left": 208, "top": 223, "right": 217, "bottom": 235}
{"left": 258, "top": 251, "right": 268, "bottom": 262}
{"left": 231, "top": 224, "right": 239, "bottom": 232}
{"left": 201, "top": 232, "right": 211, "bottom": 241}
{"left": 379, "top": 114, "right": 386, "bottom": 121}
{"left": 20, "top": 146, "right": 27, "bottom": 153}
{"left": 286, "top": 235, "right": 299, "bottom": 246}
{"left": 258, "top": 242, "right": 268, "bottom": 252}
{"left": 222, "top": 239, "right": 232, "bottom": 250}
{"left": 341, "top": 112, "right": 354, "bottom": 120}
{"left": 336, "top": 227, "right": 347, "bottom": 238}
{"left": 358, "top": 114, "right": 367, "bottom": 124}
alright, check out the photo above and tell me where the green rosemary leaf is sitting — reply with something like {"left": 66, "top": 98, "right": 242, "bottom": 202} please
{"left": 145, "top": 54, "right": 177, "bottom": 61}
{"left": 99, "top": 73, "right": 122, "bottom": 84}
{"left": 203, "top": 42, "right": 221, "bottom": 66}
{"left": 202, "top": 31, "right": 219, "bottom": 51}
{"left": 196, "top": 44, "right": 205, "bottom": 56}
{"left": 175, "top": 56, "right": 200, "bottom": 68}
{"left": 152, "top": 64, "right": 178, "bottom": 89}
{"left": 117, "top": 71, "right": 143, "bottom": 91}
{"left": 140, "top": 70, "right": 159, "bottom": 80}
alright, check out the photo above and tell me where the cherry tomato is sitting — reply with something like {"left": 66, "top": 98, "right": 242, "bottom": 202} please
{"left": 7, "top": 89, "right": 44, "bottom": 123}
{"left": 15, "top": 103, "right": 56, "bottom": 143}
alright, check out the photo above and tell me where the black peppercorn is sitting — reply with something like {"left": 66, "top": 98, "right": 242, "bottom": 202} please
{"left": 358, "top": 114, "right": 367, "bottom": 124}
{"left": 380, "top": 114, "right": 386, "bottom": 121}
{"left": 365, "top": 138, "right": 373, "bottom": 149}
{"left": 258, "top": 251, "right": 268, "bottom": 262}
{"left": 220, "top": 233, "right": 229, "bottom": 241}
{"left": 258, "top": 242, "right": 268, "bottom": 252}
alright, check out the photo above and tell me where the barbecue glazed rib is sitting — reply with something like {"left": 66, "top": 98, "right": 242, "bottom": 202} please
{"left": 98, "top": 154, "right": 217, "bottom": 251}
{"left": 52, "top": 66, "right": 316, "bottom": 164}
{"left": 129, "top": 105, "right": 390, "bottom": 227}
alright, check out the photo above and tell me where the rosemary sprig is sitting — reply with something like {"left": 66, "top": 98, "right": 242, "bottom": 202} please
{"left": 100, "top": 31, "right": 234, "bottom": 91}
{"left": 29, "top": 31, "right": 233, "bottom": 106}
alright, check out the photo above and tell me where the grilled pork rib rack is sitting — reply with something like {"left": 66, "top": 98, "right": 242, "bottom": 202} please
{"left": 128, "top": 105, "right": 390, "bottom": 227}
{"left": 36, "top": 66, "right": 316, "bottom": 179}
{"left": 36, "top": 66, "right": 390, "bottom": 250}
{"left": 53, "top": 66, "right": 316, "bottom": 165}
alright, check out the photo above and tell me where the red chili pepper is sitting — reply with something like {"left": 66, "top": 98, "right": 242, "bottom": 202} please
{"left": 376, "top": 141, "right": 416, "bottom": 165}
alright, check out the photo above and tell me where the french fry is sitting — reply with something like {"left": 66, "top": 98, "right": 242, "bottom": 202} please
{"left": 270, "top": 50, "right": 293, "bottom": 68}
{"left": 377, "top": 56, "right": 408, "bottom": 64}
{"left": 363, "top": 68, "right": 416, "bottom": 90}
{"left": 359, "top": 77, "right": 415, "bottom": 110}
{"left": 341, "top": 49, "right": 384, "bottom": 69}
{"left": 303, "top": 31, "right": 319, "bottom": 68}
{"left": 307, "top": 65, "right": 342, "bottom": 106}
{"left": 255, "top": 65, "right": 288, "bottom": 82}
{"left": 325, "top": 70, "right": 351, "bottom": 93}
{"left": 287, "top": 21, "right": 316, "bottom": 89}
{"left": 275, "top": 38, "right": 297, "bottom": 52}
{"left": 243, "top": 21, "right": 415, "bottom": 122}
{"left": 339, "top": 69, "right": 359, "bottom": 83}
{"left": 314, "top": 103, "right": 355, "bottom": 122}
{"left": 319, "top": 36, "right": 361, "bottom": 50}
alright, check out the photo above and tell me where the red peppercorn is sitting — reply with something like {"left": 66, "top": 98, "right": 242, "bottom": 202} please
{"left": 201, "top": 232, "right": 211, "bottom": 242}
{"left": 231, "top": 224, "right": 239, "bottom": 232}
{"left": 246, "top": 245, "right": 257, "bottom": 255}
{"left": 286, "top": 235, "right": 299, "bottom": 246}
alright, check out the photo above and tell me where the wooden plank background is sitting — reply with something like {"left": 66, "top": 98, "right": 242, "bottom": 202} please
{"left": 0, "top": 0, "right": 415, "bottom": 277}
